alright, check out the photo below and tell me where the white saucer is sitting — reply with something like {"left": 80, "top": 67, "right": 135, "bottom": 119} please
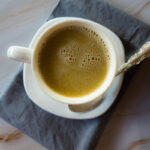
{"left": 23, "top": 17, "right": 125, "bottom": 119}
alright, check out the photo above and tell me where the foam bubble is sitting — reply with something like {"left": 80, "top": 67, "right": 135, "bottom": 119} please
{"left": 58, "top": 41, "right": 79, "bottom": 64}
{"left": 57, "top": 26, "right": 110, "bottom": 67}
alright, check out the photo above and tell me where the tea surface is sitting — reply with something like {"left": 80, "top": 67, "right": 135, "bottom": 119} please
{"left": 38, "top": 26, "right": 110, "bottom": 97}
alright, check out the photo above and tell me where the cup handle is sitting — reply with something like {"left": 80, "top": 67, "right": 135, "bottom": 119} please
{"left": 7, "top": 46, "right": 33, "bottom": 64}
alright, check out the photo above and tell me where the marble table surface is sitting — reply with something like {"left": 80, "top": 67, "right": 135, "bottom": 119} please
{"left": 0, "top": 0, "right": 150, "bottom": 149}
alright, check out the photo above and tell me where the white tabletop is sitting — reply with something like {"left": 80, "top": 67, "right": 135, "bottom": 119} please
{"left": 0, "top": 0, "right": 150, "bottom": 149}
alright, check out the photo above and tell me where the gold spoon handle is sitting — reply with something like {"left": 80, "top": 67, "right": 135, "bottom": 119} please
{"left": 70, "top": 42, "right": 150, "bottom": 113}
{"left": 116, "top": 41, "right": 150, "bottom": 76}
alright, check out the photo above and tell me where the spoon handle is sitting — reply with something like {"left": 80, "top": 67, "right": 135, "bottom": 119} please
{"left": 116, "top": 41, "right": 150, "bottom": 76}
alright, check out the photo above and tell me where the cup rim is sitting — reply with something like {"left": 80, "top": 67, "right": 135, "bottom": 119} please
{"left": 30, "top": 17, "right": 117, "bottom": 105}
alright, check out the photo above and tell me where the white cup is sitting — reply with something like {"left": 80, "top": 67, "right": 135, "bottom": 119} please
{"left": 7, "top": 17, "right": 118, "bottom": 110}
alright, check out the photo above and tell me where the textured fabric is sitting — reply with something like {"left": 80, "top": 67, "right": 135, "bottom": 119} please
{"left": 0, "top": 0, "right": 150, "bottom": 150}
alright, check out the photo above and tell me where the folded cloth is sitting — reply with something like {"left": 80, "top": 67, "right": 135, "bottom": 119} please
{"left": 0, "top": 0, "right": 150, "bottom": 150}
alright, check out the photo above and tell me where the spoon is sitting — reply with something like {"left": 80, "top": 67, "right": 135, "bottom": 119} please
{"left": 69, "top": 41, "right": 150, "bottom": 112}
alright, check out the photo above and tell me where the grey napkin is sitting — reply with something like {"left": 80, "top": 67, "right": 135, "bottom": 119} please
{"left": 0, "top": 0, "right": 150, "bottom": 150}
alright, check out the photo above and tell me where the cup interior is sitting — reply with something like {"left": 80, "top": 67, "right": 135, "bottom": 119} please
{"left": 32, "top": 18, "right": 117, "bottom": 105}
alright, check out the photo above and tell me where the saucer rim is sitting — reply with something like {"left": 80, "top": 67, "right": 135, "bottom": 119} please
{"left": 23, "top": 17, "right": 125, "bottom": 119}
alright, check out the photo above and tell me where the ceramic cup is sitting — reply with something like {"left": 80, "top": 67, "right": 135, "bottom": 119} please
{"left": 7, "top": 17, "right": 119, "bottom": 111}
